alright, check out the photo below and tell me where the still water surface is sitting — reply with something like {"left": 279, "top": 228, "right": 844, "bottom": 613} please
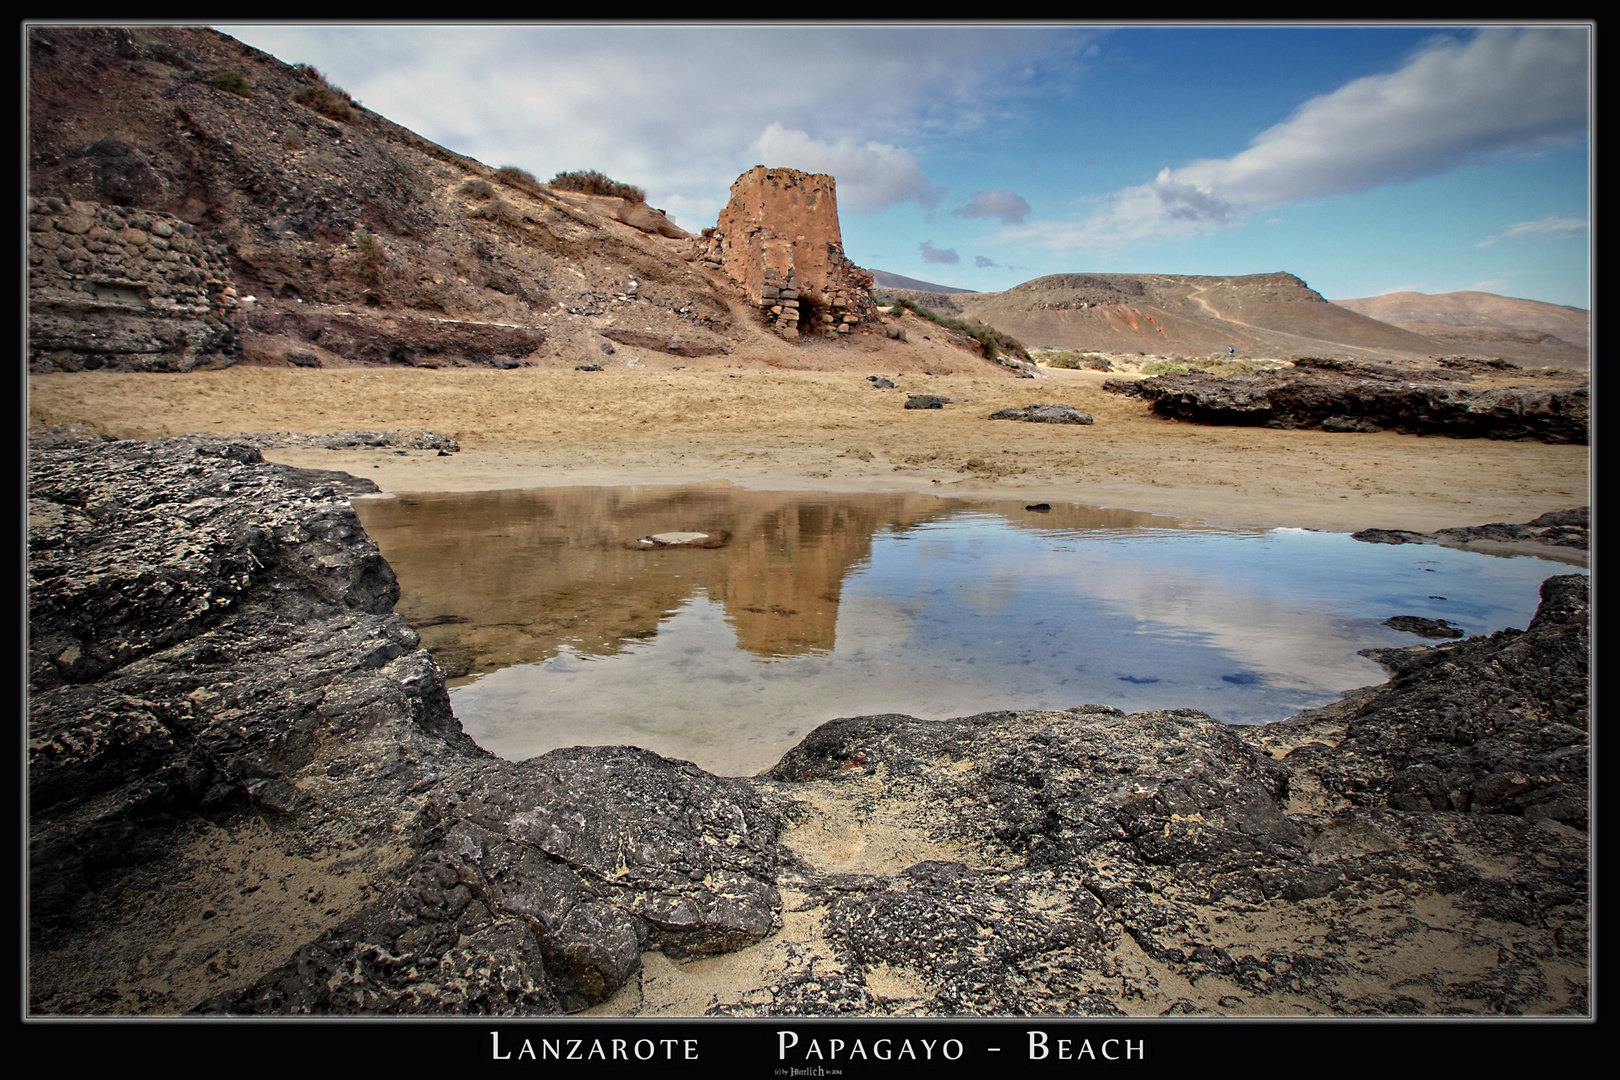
{"left": 356, "top": 485, "right": 1576, "bottom": 776}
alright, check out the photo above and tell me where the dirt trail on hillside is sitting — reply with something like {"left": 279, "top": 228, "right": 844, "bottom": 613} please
{"left": 28, "top": 364, "right": 1589, "bottom": 536}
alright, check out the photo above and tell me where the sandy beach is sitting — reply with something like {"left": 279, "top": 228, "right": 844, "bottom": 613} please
{"left": 25, "top": 361, "right": 1593, "bottom": 1020}
{"left": 27, "top": 364, "right": 1590, "bottom": 536}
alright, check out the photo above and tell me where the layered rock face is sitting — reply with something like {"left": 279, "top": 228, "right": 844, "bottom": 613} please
{"left": 699, "top": 166, "right": 878, "bottom": 339}
{"left": 26, "top": 26, "right": 737, "bottom": 370}
{"left": 28, "top": 196, "right": 242, "bottom": 372}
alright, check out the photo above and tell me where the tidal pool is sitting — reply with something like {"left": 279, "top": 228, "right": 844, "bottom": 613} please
{"left": 356, "top": 485, "right": 1579, "bottom": 777}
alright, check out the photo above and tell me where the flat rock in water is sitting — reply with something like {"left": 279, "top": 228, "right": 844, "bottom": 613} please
{"left": 624, "top": 530, "right": 729, "bottom": 549}
{"left": 1352, "top": 528, "right": 1431, "bottom": 545}
{"left": 1383, "top": 615, "right": 1467, "bottom": 638}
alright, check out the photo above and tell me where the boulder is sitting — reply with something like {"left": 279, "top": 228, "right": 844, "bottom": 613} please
{"left": 987, "top": 404, "right": 1094, "bottom": 424}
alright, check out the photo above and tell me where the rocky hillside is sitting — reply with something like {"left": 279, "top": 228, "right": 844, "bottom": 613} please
{"left": 1333, "top": 290, "right": 1589, "bottom": 370}
{"left": 27, "top": 25, "right": 1001, "bottom": 377}
{"left": 25, "top": 26, "right": 753, "bottom": 370}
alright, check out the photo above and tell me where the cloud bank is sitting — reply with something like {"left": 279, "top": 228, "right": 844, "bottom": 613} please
{"left": 215, "top": 24, "right": 1093, "bottom": 227}
{"left": 1477, "top": 215, "right": 1589, "bottom": 247}
{"left": 1008, "top": 26, "right": 1589, "bottom": 252}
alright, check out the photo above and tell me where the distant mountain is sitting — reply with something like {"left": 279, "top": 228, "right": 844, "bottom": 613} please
{"left": 869, "top": 269, "right": 975, "bottom": 294}
{"left": 942, "top": 272, "right": 1444, "bottom": 362}
{"left": 1332, "top": 291, "right": 1588, "bottom": 370}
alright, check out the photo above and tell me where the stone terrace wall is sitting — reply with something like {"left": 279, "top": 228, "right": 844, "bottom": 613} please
{"left": 28, "top": 197, "right": 242, "bottom": 372}
{"left": 698, "top": 167, "right": 877, "bottom": 340}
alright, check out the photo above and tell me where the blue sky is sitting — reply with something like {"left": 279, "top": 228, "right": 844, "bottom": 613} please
{"left": 214, "top": 23, "right": 1591, "bottom": 308}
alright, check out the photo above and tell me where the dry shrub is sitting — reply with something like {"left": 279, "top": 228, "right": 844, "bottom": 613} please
{"left": 549, "top": 169, "right": 646, "bottom": 203}
{"left": 292, "top": 83, "right": 354, "bottom": 122}
{"left": 493, "top": 166, "right": 544, "bottom": 197}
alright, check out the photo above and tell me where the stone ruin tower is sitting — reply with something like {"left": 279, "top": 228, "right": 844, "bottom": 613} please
{"left": 698, "top": 166, "right": 878, "bottom": 339}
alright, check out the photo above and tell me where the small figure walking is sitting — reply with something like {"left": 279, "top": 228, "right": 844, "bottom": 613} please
{"left": 1227, "top": 346, "right": 1235, "bottom": 356}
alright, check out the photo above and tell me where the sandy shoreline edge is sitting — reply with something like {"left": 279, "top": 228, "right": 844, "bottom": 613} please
{"left": 30, "top": 367, "right": 1588, "bottom": 538}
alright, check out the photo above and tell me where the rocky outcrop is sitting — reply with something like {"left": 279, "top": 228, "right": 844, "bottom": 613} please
{"left": 243, "top": 306, "right": 546, "bottom": 368}
{"left": 28, "top": 196, "right": 242, "bottom": 372}
{"left": 1353, "top": 508, "right": 1588, "bottom": 565}
{"left": 615, "top": 200, "right": 691, "bottom": 239}
{"left": 987, "top": 404, "right": 1094, "bottom": 424}
{"left": 1275, "top": 574, "right": 1588, "bottom": 827}
{"left": 27, "top": 435, "right": 1589, "bottom": 1016}
{"left": 26, "top": 26, "right": 737, "bottom": 371}
{"left": 744, "top": 573, "right": 1589, "bottom": 1016}
{"left": 27, "top": 433, "right": 788, "bottom": 1015}
{"left": 699, "top": 167, "right": 878, "bottom": 340}
{"left": 1105, "top": 358, "right": 1588, "bottom": 443}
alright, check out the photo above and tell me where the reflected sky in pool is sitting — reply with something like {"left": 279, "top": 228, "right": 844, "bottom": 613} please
{"left": 357, "top": 488, "right": 1578, "bottom": 777}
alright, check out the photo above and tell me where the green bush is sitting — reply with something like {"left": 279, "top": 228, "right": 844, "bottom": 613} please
{"left": 292, "top": 83, "right": 354, "bottom": 122}
{"left": 355, "top": 232, "right": 385, "bottom": 282}
{"left": 548, "top": 169, "right": 646, "bottom": 203}
{"left": 893, "top": 298, "right": 1029, "bottom": 363}
{"left": 1041, "top": 350, "right": 1112, "bottom": 371}
{"left": 209, "top": 70, "right": 251, "bottom": 97}
{"left": 1140, "top": 358, "right": 1260, "bottom": 377}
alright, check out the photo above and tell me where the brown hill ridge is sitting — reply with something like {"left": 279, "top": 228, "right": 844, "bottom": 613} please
{"left": 910, "top": 273, "right": 1464, "bottom": 366}
{"left": 1332, "top": 290, "right": 1589, "bottom": 370}
{"left": 880, "top": 274, "right": 1587, "bottom": 373}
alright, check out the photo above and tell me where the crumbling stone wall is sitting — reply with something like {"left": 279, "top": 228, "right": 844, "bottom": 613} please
{"left": 698, "top": 167, "right": 877, "bottom": 340}
{"left": 28, "top": 197, "right": 242, "bottom": 372}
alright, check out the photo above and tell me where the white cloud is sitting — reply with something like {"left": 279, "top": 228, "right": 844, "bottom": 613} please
{"left": 920, "top": 242, "right": 961, "bottom": 265}
{"left": 1005, "top": 26, "right": 1589, "bottom": 252}
{"left": 953, "top": 188, "right": 1032, "bottom": 225}
{"left": 214, "top": 24, "right": 1095, "bottom": 225}
{"left": 750, "top": 124, "right": 944, "bottom": 212}
{"left": 1477, "top": 215, "right": 1589, "bottom": 247}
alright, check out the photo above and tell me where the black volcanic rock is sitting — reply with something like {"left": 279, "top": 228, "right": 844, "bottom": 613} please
{"left": 987, "top": 404, "right": 1094, "bottom": 424}
{"left": 1107, "top": 362, "right": 1587, "bottom": 443}
{"left": 27, "top": 437, "right": 1590, "bottom": 1017}
{"left": 1353, "top": 508, "right": 1588, "bottom": 557}
{"left": 28, "top": 436, "right": 788, "bottom": 1015}
{"left": 1382, "top": 615, "right": 1466, "bottom": 638}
